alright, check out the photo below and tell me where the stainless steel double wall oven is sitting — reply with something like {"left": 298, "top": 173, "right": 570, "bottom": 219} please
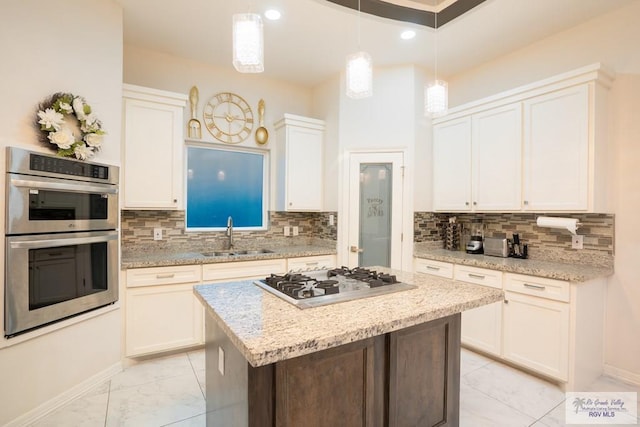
{"left": 5, "top": 147, "right": 119, "bottom": 337}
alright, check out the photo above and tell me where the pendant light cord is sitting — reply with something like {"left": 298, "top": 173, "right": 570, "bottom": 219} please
{"left": 433, "top": 1, "right": 438, "bottom": 80}
{"left": 357, "top": 0, "right": 362, "bottom": 49}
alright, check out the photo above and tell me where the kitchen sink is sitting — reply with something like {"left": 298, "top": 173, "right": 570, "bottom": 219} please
{"left": 200, "top": 249, "right": 274, "bottom": 257}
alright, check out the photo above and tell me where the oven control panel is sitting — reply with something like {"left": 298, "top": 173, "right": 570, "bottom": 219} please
{"left": 29, "top": 153, "right": 109, "bottom": 180}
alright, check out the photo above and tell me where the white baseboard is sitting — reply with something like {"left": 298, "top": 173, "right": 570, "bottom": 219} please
{"left": 5, "top": 361, "right": 122, "bottom": 427}
{"left": 603, "top": 363, "right": 640, "bottom": 387}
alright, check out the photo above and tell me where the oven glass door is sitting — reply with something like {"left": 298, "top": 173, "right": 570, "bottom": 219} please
{"left": 6, "top": 173, "right": 118, "bottom": 234}
{"left": 5, "top": 230, "right": 118, "bottom": 337}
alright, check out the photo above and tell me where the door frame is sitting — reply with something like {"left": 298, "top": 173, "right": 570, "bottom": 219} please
{"left": 338, "top": 149, "right": 413, "bottom": 270}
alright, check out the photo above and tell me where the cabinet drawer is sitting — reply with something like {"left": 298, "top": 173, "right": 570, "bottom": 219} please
{"left": 126, "top": 264, "right": 202, "bottom": 288}
{"left": 287, "top": 255, "right": 337, "bottom": 272}
{"left": 203, "top": 258, "right": 287, "bottom": 282}
{"left": 413, "top": 258, "right": 454, "bottom": 279}
{"left": 454, "top": 265, "right": 503, "bottom": 289}
{"left": 505, "top": 273, "right": 569, "bottom": 303}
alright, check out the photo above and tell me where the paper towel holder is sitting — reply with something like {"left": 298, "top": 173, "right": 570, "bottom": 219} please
{"left": 536, "top": 216, "right": 583, "bottom": 236}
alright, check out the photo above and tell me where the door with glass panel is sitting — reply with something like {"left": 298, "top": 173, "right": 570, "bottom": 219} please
{"left": 347, "top": 152, "right": 404, "bottom": 269}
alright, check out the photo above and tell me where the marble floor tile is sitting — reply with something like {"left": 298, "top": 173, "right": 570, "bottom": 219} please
{"left": 462, "top": 361, "right": 565, "bottom": 419}
{"left": 106, "top": 372, "right": 206, "bottom": 427}
{"left": 187, "top": 349, "right": 205, "bottom": 372}
{"left": 460, "top": 382, "right": 536, "bottom": 427}
{"left": 460, "top": 347, "right": 495, "bottom": 376}
{"left": 110, "top": 352, "right": 195, "bottom": 392}
{"left": 195, "top": 368, "right": 206, "bottom": 396}
{"left": 30, "top": 386, "right": 109, "bottom": 427}
{"left": 162, "top": 413, "right": 207, "bottom": 426}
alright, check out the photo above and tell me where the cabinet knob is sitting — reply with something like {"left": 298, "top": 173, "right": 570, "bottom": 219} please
{"left": 504, "top": 300, "right": 509, "bottom": 304}
{"left": 173, "top": 199, "right": 177, "bottom": 203}
{"left": 473, "top": 201, "right": 477, "bottom": 206}
{"left": 524, "top": 200, "right": 529, "bottom": 205}
{"left": 465, "top": 202, "right": 470, "bottom": 206}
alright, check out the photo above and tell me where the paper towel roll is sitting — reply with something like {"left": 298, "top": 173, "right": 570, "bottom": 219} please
{"left": 536, "top": 216, "right": 580, "bottom": 235}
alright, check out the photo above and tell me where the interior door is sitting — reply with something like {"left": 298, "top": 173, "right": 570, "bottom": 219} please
{"left": 347, "top": 152, "right": 404, "bottom": 269}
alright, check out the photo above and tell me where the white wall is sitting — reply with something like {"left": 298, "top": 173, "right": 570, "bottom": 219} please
{"left": 0, "top": 0, "right": 123, "bottom": 424}
{"left": 446, "top": 0, "right": 640, "bottom": 382}
{"left": 123, "top": 45, "right": 313, "bottom": 212}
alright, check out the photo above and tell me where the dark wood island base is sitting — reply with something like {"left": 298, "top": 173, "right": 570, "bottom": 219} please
{"left": 205, "top": 313, "right": 461, "bottom": 427}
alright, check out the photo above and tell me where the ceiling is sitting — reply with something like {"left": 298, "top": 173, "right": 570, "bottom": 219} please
{"left": 116, "top": 0, "right": 634, "bottom": 87}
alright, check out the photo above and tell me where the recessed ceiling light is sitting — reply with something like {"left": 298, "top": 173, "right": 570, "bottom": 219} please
{"left": 400, "top": 30, "right": 416, "bottom": 40}
{"left": 264, "top": 9, "right": 281, "bottom": 20}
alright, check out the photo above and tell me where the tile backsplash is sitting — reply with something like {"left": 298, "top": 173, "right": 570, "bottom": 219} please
{"left": 121, "top": 210, "right": 337, "bottom": 250}
{"left": 414, "top": 212, "right": 614, "bottom": 267}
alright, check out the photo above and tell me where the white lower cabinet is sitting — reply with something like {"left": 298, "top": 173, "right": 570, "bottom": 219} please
{"left": 455, "top": 265, "right": 503, "bottom": 357}
{"left": 287, "top": 254, "right": 337, "bottom": 272}
{"left": 202, "top": 258, "right": 287, "bottom": 282}
{"left": 414, "top": 257, "right": 607, "bottom": 389}
{"left": 413, "top": 258, "right": 454, "bottom": 279}
{"left": 502, "top": 290, "right": 569, "bottom": 381}
{"left": 125, "top": 265, "right": 203, "bottom": 357}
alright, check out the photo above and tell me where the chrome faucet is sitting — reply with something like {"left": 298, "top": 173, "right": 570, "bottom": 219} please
{"left": 226, "top": 216, "right": 234, "bottom": 250}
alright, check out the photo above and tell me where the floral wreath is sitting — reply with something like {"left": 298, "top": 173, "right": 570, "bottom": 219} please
{"left": 36, "top": 92, "right": 105, "bottom": 160}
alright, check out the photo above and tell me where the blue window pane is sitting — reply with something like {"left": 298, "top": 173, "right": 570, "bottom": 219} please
{"left": 186, "top": 147, "right": 264, "bottom": 228}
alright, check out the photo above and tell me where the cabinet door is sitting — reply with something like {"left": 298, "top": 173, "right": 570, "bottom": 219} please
{"left": 502, "top": 291, "right": 569, "bottom": 381}
{"left": 126, "top": 282, "right": 203, "bottom": 357}
{"left": 523, "top": 85, "right": 589, "bottom": 210}
{"left": 123, "top": 97, "right": 184, "bottom": 209}
{"left": 472, "top": 104, "right": 522, "bottom": 210}
{"left": 461, "top": 302, "right": 502, "bottom": 357}
{"left": 286, "top": 126, "right": 322, "bottom": 211}
{"left": 433, "top": 117, "right": 472, "bottom": 211}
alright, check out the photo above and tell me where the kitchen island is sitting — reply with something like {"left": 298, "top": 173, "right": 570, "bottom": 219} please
{"left": 194, "top": 268, "right": 503, "bottom": 427}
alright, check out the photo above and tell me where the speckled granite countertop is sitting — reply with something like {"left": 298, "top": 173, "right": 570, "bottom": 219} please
{"left": 414, "top": 248, "right": 613, "bottom": 282}
{"left": 121, "top": 244, "right": 337, "bottom": 269}
{"left": 193, "top": 268, "right": 503, "bottom": 367}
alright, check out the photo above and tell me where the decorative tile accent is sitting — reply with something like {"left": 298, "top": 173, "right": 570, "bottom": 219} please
{"left": 414, "top": 212, "right": 614, "bottom": 266}
{"left": 121, "top": 210, "right": 338, "bottom": 250}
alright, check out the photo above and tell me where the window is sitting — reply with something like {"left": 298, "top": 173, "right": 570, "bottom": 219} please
{"left": 186, "top": 145, "right": 268, "bottom": 230}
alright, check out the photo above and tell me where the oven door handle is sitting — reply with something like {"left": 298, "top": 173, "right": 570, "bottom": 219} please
{"left": 9, "top": 233, "right": 118, "bottom": 249}
{"left": 10, "top": 177, "right": 118, "bottom": 195}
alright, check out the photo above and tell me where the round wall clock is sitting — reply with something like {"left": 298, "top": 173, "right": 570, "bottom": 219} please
{"left": 203, "top": 92, "right": 254, "bottom": 144}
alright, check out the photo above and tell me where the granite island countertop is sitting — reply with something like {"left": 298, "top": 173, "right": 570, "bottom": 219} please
{"left": 121, "top": 244, "right": 337, "bottom": 269}
{"left": 414, "top": 247, "right": 613, "bottom": 282}
{"left": 193, "top": 268, "right": 503, "bottom": 367}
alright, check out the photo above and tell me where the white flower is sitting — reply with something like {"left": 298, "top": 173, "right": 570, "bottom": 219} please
{"left": 84, "top": 133, "right": 103, "bottom": 148}
{"left": 59, "top": 102, "right": 73, "bottom": 114}
{"left": 38, "top": 108, "right": 64, "bottom": 130}
{"left": 48, "top": 128, "right": 75, "bottom": 149}
{"left": 72, "top": 97, "right": 86, "bottom": 120}
{"left": 74, "top": 144, "right": 94, "bottom": 160}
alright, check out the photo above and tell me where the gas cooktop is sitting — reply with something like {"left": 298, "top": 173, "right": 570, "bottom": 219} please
{"left": 254, "top": 267, "right": 417, "bottom": 309}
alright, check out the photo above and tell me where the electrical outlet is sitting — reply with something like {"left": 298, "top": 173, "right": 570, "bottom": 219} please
{"left": 329, "top": 214, "right": 335, "bottom": 226}
{"left": 218, "top": 346, "right": 225, "bottom": 376}
{"left": 283, "top": 226, "right": 290, "bottom": 237}
{"left": 153, "top": 228, "right": 162, "bottom": 241}
{"left": 293, "top": 226, "right": 299, "bottom": 236}
{"left": 572, "top": 235, "right": 584, "bottom": 249}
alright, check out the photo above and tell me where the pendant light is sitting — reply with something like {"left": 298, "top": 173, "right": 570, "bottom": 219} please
{"left": 232, "top": 13, "right": 264, "bottom": 73}
{"left": 346, "top": 0, "right": 372, "bottom": 99}
{"left": 425, "top": 7, "right": 448, "bottom": 115}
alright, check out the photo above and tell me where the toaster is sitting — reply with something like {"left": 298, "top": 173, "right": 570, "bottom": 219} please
{"left": 483, "top": 237, "right": 509, "bottom": 258}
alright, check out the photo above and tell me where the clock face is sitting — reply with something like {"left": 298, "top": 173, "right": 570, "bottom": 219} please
{"left": 203, "top": 92, "right": 254, "bottom": 144}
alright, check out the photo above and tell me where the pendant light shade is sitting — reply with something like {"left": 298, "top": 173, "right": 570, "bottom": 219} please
{"left": 425, "top": 80, "right": 448, "bottom": 115}
{"left": 232, "top": 13, "right": 264, "bottom": 73}
{"left": 346, "top": 51, "right": 373, "bottom": 99}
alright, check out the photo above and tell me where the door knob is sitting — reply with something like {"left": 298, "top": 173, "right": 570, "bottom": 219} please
{"left": 350, "top": 246, "right": 364, "bottom": 253}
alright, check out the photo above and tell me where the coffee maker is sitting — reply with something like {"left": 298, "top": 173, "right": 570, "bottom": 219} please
{"left": 465, "top": 222, "right": 484, "bottom": 254}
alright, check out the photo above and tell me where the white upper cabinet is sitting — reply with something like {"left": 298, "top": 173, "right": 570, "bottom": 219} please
{"left": 433, "top": 104, "right": 521, "bottom": 212}
{"left": 122, "top": 84, "right": 187, "bottom": 210}
{"left": 472, "top": 104, "right": 522, "bottom": 210}
{"left": 433, "top": 117, "right": 472, "bottom": 211}
{"left": 522, "top": 85, "right": 589, "bottom": 211}
{"left": 432, "top": 63, "right": 612, "bottom": 213}
{"left": 275, "top": 114, "right": 324, "bottom": 211}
